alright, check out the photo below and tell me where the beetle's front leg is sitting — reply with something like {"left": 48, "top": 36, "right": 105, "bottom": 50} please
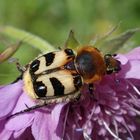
{"left": 9, "top": 57, "right": 26, "bottom": 73}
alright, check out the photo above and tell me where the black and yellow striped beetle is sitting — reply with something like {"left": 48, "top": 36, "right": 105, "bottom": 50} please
{"left": 9, "top": 44, "right": 121, "bottom": 118}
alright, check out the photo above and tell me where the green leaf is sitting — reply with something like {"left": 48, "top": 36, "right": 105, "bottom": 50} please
{"left": 91, "top": 22, "right": 120, "bottom": 46}
{"left": 64, "top": 30, "right": 80, "bottom": 49}
{"left": 0, "top": 26, "right": 55, "bottom": 52}
{"left": 100, "top": 28, "right": 140, "bottom": 53}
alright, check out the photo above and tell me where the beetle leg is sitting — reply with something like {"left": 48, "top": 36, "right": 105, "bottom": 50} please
{"left": 74, "top": 92, "right": 81, "bottom": 101}
{"left": 7, "top": 101, "right": 48, "bottom": 119}
{"left": 9, "top": 57, "right": 26, "bottom": 73}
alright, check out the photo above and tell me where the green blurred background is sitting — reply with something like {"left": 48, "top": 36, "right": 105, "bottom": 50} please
{"left": 0, "top": 0, "right": 140, "bottom": 84}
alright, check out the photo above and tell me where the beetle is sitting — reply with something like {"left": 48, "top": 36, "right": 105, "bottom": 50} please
{"left": 8, "top": 45, "right": 121, "bottom": 118}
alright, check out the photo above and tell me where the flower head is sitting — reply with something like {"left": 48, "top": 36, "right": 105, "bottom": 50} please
{"left": 0, "top": 47, "right": 140, "bottom": 140}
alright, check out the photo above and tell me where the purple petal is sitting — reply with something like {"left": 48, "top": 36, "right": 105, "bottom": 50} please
{"left": 32, "top": 103, "right": 65, "bottom": 140}
{"left": 0, "top": 80, "right": 23, "bottom": 117}
{"left": 117, "top": 54, "right": 128, "bottom": 65}
{"left": 14, "top": 127, "right": 34, "bottom": 140}
{"left": 13, "top": 128, "right": 27, "bottom": 138}
{"left": 5, "top": 91, "right": 35, "bottom": 131}
{"left": 32, "top": 112, "right": 52, "bottom": 140}
{"left": 0, "top": 128, "right": 12, "bottom": 140}
{"left": 125, "top": 47, "right": 140, "bottom": 60}
{"left": 52, "top": 103, "right": 65, "bottom": 131}
{"left": 0, "top": 119, "right": 6, "bottom": 133}
{"left": 124, "top": 60, "right": 140, "bottom": 79}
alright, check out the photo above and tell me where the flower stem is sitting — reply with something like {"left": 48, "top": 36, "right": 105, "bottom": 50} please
{"left": 0, "top": 26, "right": 55, "bottom": 52}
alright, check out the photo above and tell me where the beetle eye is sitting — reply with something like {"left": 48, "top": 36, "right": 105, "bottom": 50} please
{"left": 30, "top": 59, "right": 40, "bottom": 73}
{"left": 34, "top": 81, "right": 47, "bottom": 97}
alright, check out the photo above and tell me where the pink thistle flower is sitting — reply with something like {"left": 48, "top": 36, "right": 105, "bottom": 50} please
{"left": 0, "top": 47, "right": 140, "bottom": 140}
